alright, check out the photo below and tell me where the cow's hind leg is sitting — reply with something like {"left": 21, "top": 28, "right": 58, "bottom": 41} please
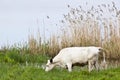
{"left": 94, "top": 61, "right": 99, "bottom": 71}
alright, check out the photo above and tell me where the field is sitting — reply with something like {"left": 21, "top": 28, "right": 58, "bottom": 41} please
{"left": 0, "top": 63, "right": 120, "bottom": 80}
{"left": 0, "top": 51, "right": 120, "bottom": 80}
{"left": 1, "top": 2, "right": 120, "bottom": 80}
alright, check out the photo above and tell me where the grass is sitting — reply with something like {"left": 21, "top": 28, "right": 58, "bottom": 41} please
{"left": 0, "top": 2, "right": 120, "bottom": 80}
{"left": 0, "top": 63, "right": 120, "bottom": 80}
{"left": 0, "top": 52, "right": 120, "bottom": 80}
{"left": 1, "top": 2, "right": 119, "bottom": 60}
{"left": 23, "top": 2, "right": 120, "bottom": 60}
{"left": 0, "top": 50, "right": 49, "bottom": 64}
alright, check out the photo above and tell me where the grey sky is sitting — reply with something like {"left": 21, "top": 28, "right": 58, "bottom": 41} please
{"left": 0, "top": 0, "right": 120, "bottom": 47}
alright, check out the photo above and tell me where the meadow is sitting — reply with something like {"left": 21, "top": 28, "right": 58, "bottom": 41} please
{"left": 0, "top": 51, "right": 120, "bottom": 80}
{"left": 0, "top": 2, "right": 120, "bottom": 80}
{"left": 0, "top": 63, "right": 120, "bottom": 80}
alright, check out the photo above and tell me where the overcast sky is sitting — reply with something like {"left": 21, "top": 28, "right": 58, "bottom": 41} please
{"left": 0, "top": 0, "right": 120, "bottom": 47}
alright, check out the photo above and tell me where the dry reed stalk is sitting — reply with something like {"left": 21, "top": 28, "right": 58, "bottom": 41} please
{"left": 27, "top": 2, "right": 120, "bottom": 59}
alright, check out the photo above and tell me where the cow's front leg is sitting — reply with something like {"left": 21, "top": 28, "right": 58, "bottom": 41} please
{"left": 66, "top": 63, "right": 72, "bottom": 72}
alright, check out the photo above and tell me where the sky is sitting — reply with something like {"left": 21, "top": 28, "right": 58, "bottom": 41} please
{"left": 0, "top": 0, "right": 120, "bottom": 47}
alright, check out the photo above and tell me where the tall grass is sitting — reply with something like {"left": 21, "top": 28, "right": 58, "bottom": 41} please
{"left": 57, "top": 2, "right": 120, "bottom": 59}
{"left": 1, "top": 2, "right": 119, "bottom": 60}
{"left": 26, "top": 2, "right": 120, "bottom": 60}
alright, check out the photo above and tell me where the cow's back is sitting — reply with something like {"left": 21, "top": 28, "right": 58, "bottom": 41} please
{"left": 55, "top": 47, "right": 97, "bottom": 63}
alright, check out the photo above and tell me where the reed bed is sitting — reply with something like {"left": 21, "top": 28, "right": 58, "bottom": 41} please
{"left": 1, "top": 2, "right": 119, "bottom": 61}
{"left": 26, "top": 2, "right": 120, "bottom": 60}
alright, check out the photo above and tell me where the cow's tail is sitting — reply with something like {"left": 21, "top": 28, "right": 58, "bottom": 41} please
{"left": 103, "top": 51, "right": 106, "bottom": 63}
{"left": 99, "top": 47, "right": 106, "bottom": 62}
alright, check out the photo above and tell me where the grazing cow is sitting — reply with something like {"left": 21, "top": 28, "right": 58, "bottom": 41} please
{"left": 45, "top": 46, "right": 106, "bottom": 72}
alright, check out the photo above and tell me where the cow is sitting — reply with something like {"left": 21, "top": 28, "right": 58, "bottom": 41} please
{"left": 45, "top": 46, "right": 106, "bottom": 72}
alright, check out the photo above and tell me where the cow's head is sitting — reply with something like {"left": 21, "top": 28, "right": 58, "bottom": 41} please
{"left": 45, "top": 58, "right": 55, "bottom": 72}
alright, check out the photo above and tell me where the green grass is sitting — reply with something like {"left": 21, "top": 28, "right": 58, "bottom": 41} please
{"left": 0, "top": 63, "right": 120, "bottom": 80}
{"left": 0, "top": 51, "right": 120, "bottom": 80}
{"left": 0, "top": 50, "right": 49, "bottom": 64}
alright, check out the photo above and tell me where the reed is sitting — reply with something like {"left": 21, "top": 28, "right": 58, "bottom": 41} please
{"left": 27, "top": 2, "right": 120, "bottom": 60}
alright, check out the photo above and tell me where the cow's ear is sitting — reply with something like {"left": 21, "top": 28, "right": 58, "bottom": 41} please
{"left": 50, "top": 58, "right": 53, "bottom": 63}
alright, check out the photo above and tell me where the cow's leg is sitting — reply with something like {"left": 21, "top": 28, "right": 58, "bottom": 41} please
{"left": 94, "top": 61, "right": 99, "bottom": 71}
{"left": 66, "top": 63, "right": 72, "bottom": 72}
{"left": 91, "top": 62, "right": 95, "bottom": 71}
{"left": 88, "top": 60, "right": 92, "bottom": 72}
{"left": 90, "top": 61, "right": 95, "bottom": 71}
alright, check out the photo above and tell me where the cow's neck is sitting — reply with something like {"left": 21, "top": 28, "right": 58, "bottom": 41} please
{"left": 52, "top": 56, "right": 60, "bottom": 64}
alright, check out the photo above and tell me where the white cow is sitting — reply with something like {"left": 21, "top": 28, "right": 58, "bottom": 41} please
{"left": 45, "top": 46, "right": 106, "bottom": 72}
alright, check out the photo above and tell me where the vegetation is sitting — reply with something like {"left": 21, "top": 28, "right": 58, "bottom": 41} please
{"left": 0, "top": 63, "right": 120, "bottom": 80}
{"left": 24, "top": 2, "right": 120, "bottom": 60}
{"left": 0, "top": 2, "right": 120, "bottom": 80}
{"left": 1, "top": 2, "right": 120, "bottom": 59}
{"left": 0, "top": 48, "right": 49, "bottom": 64}
{"left": 0, "top": 52, "right": 120, "bottom": 80}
